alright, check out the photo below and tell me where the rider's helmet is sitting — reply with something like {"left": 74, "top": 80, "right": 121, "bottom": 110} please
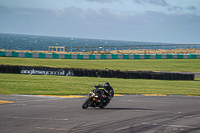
{"left": 103, "top": 82, "right": 110, "bottom": 90}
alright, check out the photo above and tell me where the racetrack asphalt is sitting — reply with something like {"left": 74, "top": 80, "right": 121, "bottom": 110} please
{"left": 1, "top": 94, "right": 200, "bottom": 133}
{"left": 194, "top": 72, "right": 200, "bottom": 78}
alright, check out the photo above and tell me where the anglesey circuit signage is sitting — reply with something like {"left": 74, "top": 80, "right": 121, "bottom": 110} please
{"left": 20, "top": 68, "right": 74, "bottom": 76}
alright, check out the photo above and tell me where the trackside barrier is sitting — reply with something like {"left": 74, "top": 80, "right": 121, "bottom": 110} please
{"left": 0, "top": 65, "right": 195, "bottom": 80}
{"left": 0, "top": 51, "right": 200, "bottom": 59}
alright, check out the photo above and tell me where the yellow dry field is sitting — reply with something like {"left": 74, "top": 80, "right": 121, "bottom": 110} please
{"left": 1, "top": 49, "right": 200, "bottom": 55}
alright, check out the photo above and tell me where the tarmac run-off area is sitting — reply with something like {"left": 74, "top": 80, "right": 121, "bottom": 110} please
{"left": 1, "top": 94, "right": 200, "bottom": 133}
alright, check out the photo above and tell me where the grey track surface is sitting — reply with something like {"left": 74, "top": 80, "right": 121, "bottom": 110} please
{"left": 194, "top": 72, "right": 200, "bottom": 78}
{"left": 1, "top": 94, "right": 200, "bottom": 133}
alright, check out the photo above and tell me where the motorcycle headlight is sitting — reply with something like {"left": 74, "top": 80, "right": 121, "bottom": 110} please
{"left": 90, "top": 92, "right": 93, "bottom": 96}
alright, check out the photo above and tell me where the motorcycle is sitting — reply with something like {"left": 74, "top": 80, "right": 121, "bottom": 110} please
{"left": 82, "top": 86, "right": 109, "bottom": 109}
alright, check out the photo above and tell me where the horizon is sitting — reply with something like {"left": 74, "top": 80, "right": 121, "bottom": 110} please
{"left": 1, "top": 32, "right": 196, "bottom": 45}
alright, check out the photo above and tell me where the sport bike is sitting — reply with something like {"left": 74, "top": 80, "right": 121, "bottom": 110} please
{"left": 82, "top": 86, "right": 109, "bottom": 109}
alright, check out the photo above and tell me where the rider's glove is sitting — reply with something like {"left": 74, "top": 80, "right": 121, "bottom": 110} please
{"left": 96, "top": 84, "right": 101, "bottom": 87}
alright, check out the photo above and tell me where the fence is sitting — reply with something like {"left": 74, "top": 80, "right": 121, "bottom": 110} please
{"left": 0, "top": 51, "right": 200, "bottom": 59}
{"left": 49, "top": 44, "right": 200, "bottom": 53}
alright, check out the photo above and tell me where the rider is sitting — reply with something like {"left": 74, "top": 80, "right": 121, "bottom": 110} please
{"left": 95, "top": 82, "right": 114, "bottom": 104}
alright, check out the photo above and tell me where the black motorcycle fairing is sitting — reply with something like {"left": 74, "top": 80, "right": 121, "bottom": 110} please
{"left": 82, "top": 87, "right": 110, "bottom": 109}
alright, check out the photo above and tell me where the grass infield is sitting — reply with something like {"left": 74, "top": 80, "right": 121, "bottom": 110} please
{"left": 0, "top": 57, "right": 200, "bottom": 72}
{"left": 0, "top": 73, "right": 200, "bottom": 96}
{"left": 0, "top": 57, "right": 200, "bottom": 96}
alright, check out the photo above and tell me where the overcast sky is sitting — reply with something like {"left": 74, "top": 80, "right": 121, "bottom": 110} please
{"left": 0, "top": 0, "right": 200, "bottom": 44}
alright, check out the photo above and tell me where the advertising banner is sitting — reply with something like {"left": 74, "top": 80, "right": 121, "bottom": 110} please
{"left": 20, "top": 67, "right": 74, "bottom": 76}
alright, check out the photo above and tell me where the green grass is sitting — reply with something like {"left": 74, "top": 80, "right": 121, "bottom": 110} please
{"left": 0, "top": 73, "right": 200, "bottom": 96}
{"left": 0, "top": 57, "right": 200, "bottom": 96}
{"left": 0, "top": 57, "right": 200, "bottom": 72}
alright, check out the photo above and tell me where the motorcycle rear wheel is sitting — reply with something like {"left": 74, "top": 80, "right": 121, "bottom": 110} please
{"left": 99, "top": 99, "right": 109, "bottom": 109}
{"left": 99, "top": 105, "right": 105, "bottom": 109}
{"left": 82, "top": 98, "right": 91, "bottom": 109}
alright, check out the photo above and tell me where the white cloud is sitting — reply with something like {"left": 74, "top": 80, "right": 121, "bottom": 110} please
{"left": 133, "top": 0, "right": 169, "bottom": 7}
{"left": 185, "top": 5, "right": 197, "bottom": 11}
{"left": 85, "top": 0, "right": 122, "bottom": 4}
{"left": 167, "top": 6, "right": 183, "bottom": 11}
{"left": 0, "top": 0, "right": 200, "bottom": 43}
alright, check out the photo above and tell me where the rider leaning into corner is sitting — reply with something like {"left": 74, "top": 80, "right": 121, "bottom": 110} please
{"left": 94, "top": 82, "right": 114, "bottom": 106}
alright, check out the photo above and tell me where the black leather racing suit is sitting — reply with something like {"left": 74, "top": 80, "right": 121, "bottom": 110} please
{"left": 94, "top": 84, "right": 114, "bottom": 102}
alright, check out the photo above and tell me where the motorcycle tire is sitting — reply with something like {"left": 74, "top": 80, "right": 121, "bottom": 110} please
{"left": 82, "top": 98, "right": 91, "bottom": 109}
{"left": 99, "top": 105, "right": 106, "bottom": 109}
{"left": 99, "top": 102, "right": 108, "bottom": 109}
{"left": 99, "top": 99, "right": 110, "bottom": 109}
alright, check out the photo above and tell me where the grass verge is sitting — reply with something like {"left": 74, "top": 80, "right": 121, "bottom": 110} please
{"left": 0, "top": 73, "right": 200, "bottom": 96}
{"left": 0, "top": 57, "right": 200, "bottom": 72}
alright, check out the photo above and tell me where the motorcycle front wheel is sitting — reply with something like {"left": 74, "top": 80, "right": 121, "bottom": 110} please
{"left": 82, "top": 98, "right": 91, "bottom": 109}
